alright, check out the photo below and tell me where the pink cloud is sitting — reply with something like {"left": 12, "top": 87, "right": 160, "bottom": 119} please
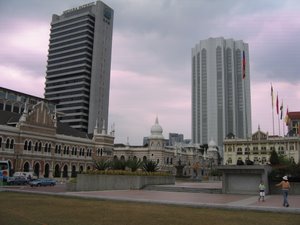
{"left": 0, "top": 65, "right": 45, "bottom": 97}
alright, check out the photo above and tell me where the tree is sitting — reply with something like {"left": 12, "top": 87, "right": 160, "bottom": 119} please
{"left": 269, "top": 149, "right": 279, "bottom": 165}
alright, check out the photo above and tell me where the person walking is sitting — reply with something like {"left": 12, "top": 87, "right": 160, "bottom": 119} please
{"left": 258, "top": 180, "right": 266, "bottom": 202}
{"left": 276, "top": 176, "right": 290, "bottom": 207}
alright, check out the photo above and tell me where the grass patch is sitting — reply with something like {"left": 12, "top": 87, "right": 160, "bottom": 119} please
{"left": 0, "top": 192, "right": 299, "bottom": 225}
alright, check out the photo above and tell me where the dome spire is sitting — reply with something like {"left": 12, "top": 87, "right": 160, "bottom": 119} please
{"left": 149, "top": 116, "right": 164, "bottom": 139}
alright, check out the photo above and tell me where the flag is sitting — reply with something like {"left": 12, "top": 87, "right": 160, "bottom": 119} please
{"left": 242, "top": 51, "right": 246, "bottom": 79}
{"left": 285, "top": 107, "right": 289, "bottom": 125}
{"left": 276, "top": 94, "right": 279, "bottom": 115}
{"left": 280, "top": 101, "right": 283, "bottom": 120}
{"left": 271, "top": 84, "right": 274, "bottom": 108}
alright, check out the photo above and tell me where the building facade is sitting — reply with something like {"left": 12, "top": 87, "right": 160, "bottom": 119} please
{"left": 44, "top": 1, "right": 114, "bottom": 134}
{"left": 114, "top": 117, "right": 216, "bottom": 177}
{"left": 223, "top": 127, "right": 300, "bottom": 165}
{"left": 0, "top": 101, "right": 114, "bottom": 178}
{"left": 0, "top": 86, "right": 54, "bottom": 114}
{"left": 0, "top": 104, "right": 214, "bottom": 179}
{"left": 191, "top": 37, "right": 252, "bottom": 150}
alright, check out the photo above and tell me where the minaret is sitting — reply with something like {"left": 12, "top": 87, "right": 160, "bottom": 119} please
{"left": 149, "top": 116, "right": 164, "bottom": 150}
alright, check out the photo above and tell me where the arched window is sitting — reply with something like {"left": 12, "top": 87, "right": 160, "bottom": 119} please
{"left": 71, "top": 165, "right": 77, "bottom": 177}
{"left": 38, "top": 142, "right": 42, "bottom": 152}
{"left": 45, "top": 143, "right": 48, "bottom": 152}
{"left": 55, "top": 145, "right": 58, "bottom": 154}
{"left": 54, "top": 164, "right": 60, "bottom": 178}
{"left": 63, "top": 165, "right": 68, "bottom": 178}
{"left": 79, "top": 165, "right": 84, "bottom": 173}
{"left": 48, "top": 144, "right": 51, "bottom": 153}
{"left": 227, "top": 158, "right": 232, "bottom": 164}
{"left": 28, "top": 141, "right": 32, "bottom": 150}
{"left": 0, "top": 137, "right": 2, "bottom": 148}
{"left": 278, "top": 146, "right": 285, "bottom": 155}
{"left": 10, "top": 139, "right": 14, "bottom": 149}
{"left": 237, "top": 148, "right": 243, "bottom": 155}
{"left": 244, "top": 147, "right": 250, "bottom": 155}
{"left": 23, "top": 162, "right": 30, "bottom": 172}
{"left": 24, "top": 140, "right": 28, "bottom": 150}
{"left": 34, "top": 142, "right": 38, "bottom": 151}
{"left": 34, "top": 162, "right": 40, "bottom": 178}
{"left": 44, "top": 164, "right": 50, "bottom": 178}
{"left": 5, "top": 138, "right": 10, "bottom": 148}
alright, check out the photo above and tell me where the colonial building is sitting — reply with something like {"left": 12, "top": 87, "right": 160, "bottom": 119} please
{"left": 0, "top": 101, "right": 114, "bottom": 178}
{"left": 0, "top": 86, "right": 54, "bottom": 114}
{"left": 113, "top": 117, "right": 216, "bottom": 177}
{"left": 1, "top": 101, "right": 218, "bottom": 179}
{"left": 223, "top": 127, "right": 300, "bottom": 165}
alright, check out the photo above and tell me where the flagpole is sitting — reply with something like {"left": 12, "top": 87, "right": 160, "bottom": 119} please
{"left": 281, "top": 100, "right": 285, "bottom": 136}
{"left": 278, "top": 114, "right": 281, "bottom": 136}
{"left": 282, "top": 118, "right": 285, "bottom": 136}
{"left": 276, "top": 92, "right": 280, "bottom": 136}
{"left": 271, "top": 84, "right": 274, "bottom": 135}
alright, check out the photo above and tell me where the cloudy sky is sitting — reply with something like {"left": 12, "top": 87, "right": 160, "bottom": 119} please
{"left": 1, "top": 0, "right": 300, "bottom": 145}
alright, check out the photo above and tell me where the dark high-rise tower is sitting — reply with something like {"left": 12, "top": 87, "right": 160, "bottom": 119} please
{"left": 45, "top": 1, "right": 113, "bottom": 134}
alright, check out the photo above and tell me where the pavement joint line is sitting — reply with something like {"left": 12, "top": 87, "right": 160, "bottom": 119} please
{"left": 227, "top": 196, "right": 271, "bottom": 206}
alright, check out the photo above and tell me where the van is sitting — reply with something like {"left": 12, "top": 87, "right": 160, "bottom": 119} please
{"left": 13, "top": 172, "right": 37, "bottom": 180}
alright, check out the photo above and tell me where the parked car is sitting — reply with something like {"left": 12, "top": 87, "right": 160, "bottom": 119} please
{"left": 7, "top": 176, "right": 28, "bottom": 185}
{"left": 29, "top": 178, "right": 56, "bottom": 187}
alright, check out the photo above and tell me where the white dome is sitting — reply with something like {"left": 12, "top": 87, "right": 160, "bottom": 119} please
{"left": 208, "top": 139, "right": 217, "bottom": 147}
{"left": 150, "top": 117, "right": 164, "bottom": 139}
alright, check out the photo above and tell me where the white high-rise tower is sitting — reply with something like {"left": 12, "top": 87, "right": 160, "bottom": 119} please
{"left": 191, "top": 37, "right": 251, "bottom": 149}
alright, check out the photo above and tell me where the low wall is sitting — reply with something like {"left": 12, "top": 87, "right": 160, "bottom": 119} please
{"left": 269, "top": 181, "right": 300, "bottom": 195}
{"left": 67, "top": 174, "right": 175, "bottom": 191}
{"left": 217, "top": 165, "right": 272, "bottom": 195}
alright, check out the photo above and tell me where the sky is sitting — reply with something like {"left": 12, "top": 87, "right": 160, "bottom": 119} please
{"left": 1, "top": 0, "right": 300, "bottom": 145}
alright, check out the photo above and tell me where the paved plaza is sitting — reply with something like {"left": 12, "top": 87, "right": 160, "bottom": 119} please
{"left": 1, "top": 181, "right": 300, "bottom": 214}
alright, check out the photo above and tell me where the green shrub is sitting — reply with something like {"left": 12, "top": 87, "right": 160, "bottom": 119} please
{"left": 142, "top": 160, "right": 159, "bottom": 172}
{"left": 127, "top": 158, "right": 143, "bottom": 172}
{"left": 111, "top": 159, "right": 126, "bottom": 170}
{"left": 93, "top": 159, "right": 111, "bottom": 170}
